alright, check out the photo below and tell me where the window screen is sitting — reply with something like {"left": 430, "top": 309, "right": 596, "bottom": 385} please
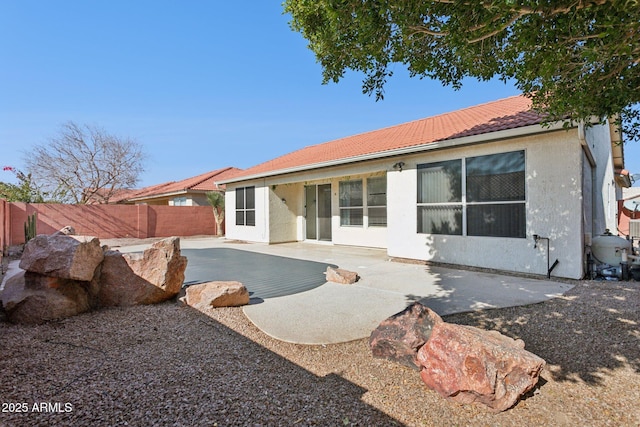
{"left": 367, "top": 176, "right": 387, "bottom": 227}
{"left": 417, "top": 160, "right": 463, "bottom": 234}
{"left": 417, "top": 151, "right": 525, "bottom": 238}
{"left": 339, "top": 180, "right": 363, "bottom": 226}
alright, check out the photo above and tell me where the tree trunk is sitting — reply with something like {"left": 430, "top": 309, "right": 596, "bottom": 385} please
{"left": 213, "top": 208, "right": 224, "bottom": 237}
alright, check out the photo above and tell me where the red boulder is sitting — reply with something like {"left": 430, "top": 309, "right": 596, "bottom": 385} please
{"left": 417, "top": 321, "right": 545, "bottom": 412}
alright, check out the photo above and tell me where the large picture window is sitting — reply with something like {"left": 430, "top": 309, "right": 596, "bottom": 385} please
{"left": 235, "top": 186, "right": 255, "bottom": 226}
{"left": 417, "top": 151, "right": 525, "bottom": 238}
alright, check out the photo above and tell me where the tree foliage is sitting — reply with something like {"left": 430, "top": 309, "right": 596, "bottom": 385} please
{"left": 284, "top": 0, "right": 640, "bottom": 140}
{"left": 25, "top": 122, "right": 147, "bottom": 204}
{"left": 0, "top": 166, "right": 45, "bottom": 203}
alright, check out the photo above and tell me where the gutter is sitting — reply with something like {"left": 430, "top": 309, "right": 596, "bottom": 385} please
{"left": 127, "top": 189, "right": 220, "bottom": 203}
{"left": 218, "top": 121, "right": 571, "bottom": 185}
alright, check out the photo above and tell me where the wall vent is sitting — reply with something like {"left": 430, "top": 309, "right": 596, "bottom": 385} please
{"left": 630, "top": 220, "right": 640, "bottom": 239}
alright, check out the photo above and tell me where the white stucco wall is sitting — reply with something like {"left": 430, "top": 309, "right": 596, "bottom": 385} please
{"left": 225, "top": 180, "right": 270, "bottom": 243}
{"left": 227, "top": 160, "right": 394, "bottom": 248}
{"left": 328, "top": 173, "right": 388, "bottom": 249}
{"left": 387, "top": 130, "right": 586, "bottom": 279}
{"left": 269, "top": 183, "right": 301, "bottom": 243}
{"left": 582, "top": 150, "right": 595, "bottom": 240}
{"left": 225, "top": 123, "right": 616, "bottom": 279}
{"left": 584, "top": 123, "right": 618, "bottom": 234}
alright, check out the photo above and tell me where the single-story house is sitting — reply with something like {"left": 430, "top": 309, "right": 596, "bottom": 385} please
{"left": 218, "top": 95, "right": 630, "bottom": 279}
{"left": 109, "top": 167, "right": 242, "bottom": 206}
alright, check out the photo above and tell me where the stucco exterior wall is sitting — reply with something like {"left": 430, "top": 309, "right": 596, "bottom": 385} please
{"left": 283, "top": 167, "right": 391, "bottom": 248}
{"left": 328, "top": 173, "right": 388, "bottom": 248}
{"left": 584, "top": 123, "right": 617, "bottom": 234}
{"left": 269, "top": 183, "right": 300, "bottom": 243}
{"left": 225, "top": 180, "right": 270, "bottom": 243}
{"left": 224, "top": 124, "right": 616, "bottom": 279}
{"left": 387, "top": 129, "right": 586, "bottom": 278}
{"left": 582, "top": 150, "right": 594, "bottom": 240}
{"left": 226, "top": 161, "right": 394, "bottom": 247}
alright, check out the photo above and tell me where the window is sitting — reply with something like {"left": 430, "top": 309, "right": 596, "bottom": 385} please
{"left": 466, "top": 151, "right": 525, "bottom": 237}
{"left": 339, "top": 177, "right": 387, "bottom": 227}
{"left": 339, "top": 180, "right": 363, "bottom": 226}
{"left": 235, "top": 186, "right": 255, "bottom": 226}
{"left": 417, "top": 160, "right": 463, "bottom": 235}
{"left": 417, "top": 151, "right": 525, "bottom": 238}
{"left": 367, "top": 176, "right": 387, "bottom": 226}
{"left": 173, "top": 197, "right": 187, "bottom": 206}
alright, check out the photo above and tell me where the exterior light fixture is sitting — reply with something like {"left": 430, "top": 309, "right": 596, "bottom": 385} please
{"left": 393, "top": 161, "right": 405, "bottom": 172}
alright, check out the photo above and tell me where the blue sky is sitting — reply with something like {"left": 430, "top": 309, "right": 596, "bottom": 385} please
{"left": 1, "top": 1, "right": 638, "bottom": 188}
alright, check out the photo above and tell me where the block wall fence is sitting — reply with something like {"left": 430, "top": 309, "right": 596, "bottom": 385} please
{"left": 0, "top": 200, "right": 220, "bottom": 249}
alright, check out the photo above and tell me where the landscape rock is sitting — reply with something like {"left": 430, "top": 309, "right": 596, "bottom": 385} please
{"left": 98, "top": 237, "right": 187, "bottom": 306}
{"left": 417, "top": 321, "right": 546, "bottom": 412}
{"left": 185, "top": 281, "right": 249, "bottom": 309}
{"left": 19, "top": 234, "right": 104, "bottom": 281}
{"left": 0, "top": 269, "right": 92, "bottom": 324}
{"left": 369, "top": 302, "right": 443, "bottom": 370}
{"left": 326, "top": 266, "right": 358, "bottom": 284}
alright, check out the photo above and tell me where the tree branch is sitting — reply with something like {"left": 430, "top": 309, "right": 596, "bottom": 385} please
{"left": 467, "top": 12, "right": 526, "bottom": 44}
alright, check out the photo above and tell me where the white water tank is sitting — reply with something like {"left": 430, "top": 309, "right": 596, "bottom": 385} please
{"left": 591, "top": 231, "right": 632, "bottom": 266}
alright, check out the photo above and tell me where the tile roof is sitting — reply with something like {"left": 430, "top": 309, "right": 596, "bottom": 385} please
{"left": 226, "top": 95, "right": 545, "bottom": 181}
{"left": 113, "top": 167, "right": 242, "bottom": 202}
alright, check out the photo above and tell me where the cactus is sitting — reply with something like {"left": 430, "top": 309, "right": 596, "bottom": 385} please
{"left": 24, "top": 212, "right": 37, "bottom": 242}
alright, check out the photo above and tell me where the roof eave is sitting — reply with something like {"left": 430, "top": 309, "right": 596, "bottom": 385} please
{"left": 127, "top": 190, "right": 189, "bottom": 202}
{"left": 218, "top": 122, "right": 569, "bottom": 184}
{"left": 609, "top": 119, "right": 625, "bottom": 170}
{"left": 127, "top": 188, "right": 225, "bottom": 202}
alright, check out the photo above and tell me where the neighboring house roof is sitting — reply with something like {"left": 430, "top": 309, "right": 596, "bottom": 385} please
{"left": 220, "top": 95, "right": 549, "bottom": 183}
{"left": 85, "top": 187, "right": 139, "bottom": 204}
{"left": 112, "top": 167, "right": 243, "bottom": 203}
{"left": 623, "top": 186, "right": 640, "bottom": 200}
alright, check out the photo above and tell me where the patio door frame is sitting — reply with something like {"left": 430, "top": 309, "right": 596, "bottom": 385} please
{"left": 305, "top": 184, "right": 332, "bottom": 241}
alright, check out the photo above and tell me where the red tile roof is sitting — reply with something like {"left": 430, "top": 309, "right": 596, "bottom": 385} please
{"left": 113, "top": 167, "right": 243, "bottom": 202}
{"left": 226, "top": 95, "right": 545, "bottom": 181}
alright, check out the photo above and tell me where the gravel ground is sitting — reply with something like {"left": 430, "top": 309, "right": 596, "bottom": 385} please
{"left": 1, "top": 245, "right": 639, "bottom": 426}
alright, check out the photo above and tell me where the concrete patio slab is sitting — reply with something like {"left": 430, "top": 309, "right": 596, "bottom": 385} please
{"left": 114, "top": 237, "right": 575, "bottom": 345}
{"left": 240, "top": 244, "right": 573, "bottom": 344}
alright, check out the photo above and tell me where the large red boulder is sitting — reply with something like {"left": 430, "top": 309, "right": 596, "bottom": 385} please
{"left": 417, "top": 321, "right": 546, "bottom": 412}
{"left": 369, "top": 302, "right": 443, "bottom": 370}
{"left": 98, "top": 237, "right": 187, "bottom": 306}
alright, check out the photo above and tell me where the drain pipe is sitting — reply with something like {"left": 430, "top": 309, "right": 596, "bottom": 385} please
{"left": 533, "top": 234, "right": 560, "bottom": 278}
